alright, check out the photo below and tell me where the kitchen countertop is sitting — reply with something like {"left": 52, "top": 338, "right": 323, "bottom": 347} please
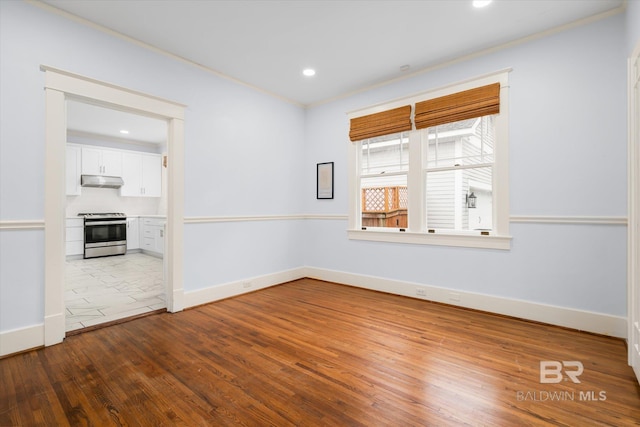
{"left": 66, "top": 215, "right": 166, "bottom": 219}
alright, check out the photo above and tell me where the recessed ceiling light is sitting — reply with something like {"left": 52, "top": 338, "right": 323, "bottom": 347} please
{"left": 400, "top": 64, "right": 410, "bottom": 72}
{"left": 302, "top": 68, "right": 316, "bottom": 77}
{"left": 120, "top": 129, "right": 129, "bottom": 134}
{"left": 473, "top": 0, "right": 492, "bottom": 8}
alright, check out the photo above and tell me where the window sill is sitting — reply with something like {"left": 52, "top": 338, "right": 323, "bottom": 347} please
{"left": 347, "top": 229, "right": 512, "bottom": 250}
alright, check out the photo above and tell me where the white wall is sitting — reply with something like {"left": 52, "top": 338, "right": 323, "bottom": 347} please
{"left": 628, "top": 0, "right": 640, "bottom": 54}
{"left": 303, "top": 13, "right": 628, "bottom": 322}
{"left": 0, "top": 1, "right": 305, "bottom": 335}
{"left": 0, "top": 230, "right": 44, "bottom": 331}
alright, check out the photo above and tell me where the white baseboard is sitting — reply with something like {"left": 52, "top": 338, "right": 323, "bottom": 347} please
{"left": 183, "top": 267, "right": 306, "bottom": 309}
{"left": 44, "top": 312, "right": 65, "bottom": 347}
{"left": 1, "top": 266, "right": 626, "bottom": 358}
{"left": 303, "top": 267, "right": 628, "bottom": 338}
{"left": 0, "top": 324, "right": 43, "bottom": 357}
{"left": 170, "top": 287, "right": 185, "bottom": 313}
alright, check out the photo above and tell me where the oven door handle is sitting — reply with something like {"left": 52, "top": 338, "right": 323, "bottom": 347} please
{"left": 85, "top": 220, "right": 127, "bottom": 226}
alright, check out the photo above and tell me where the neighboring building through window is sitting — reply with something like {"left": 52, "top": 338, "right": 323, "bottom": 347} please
{"left": 425, "top": 116, "right": 494, "bottom": 232}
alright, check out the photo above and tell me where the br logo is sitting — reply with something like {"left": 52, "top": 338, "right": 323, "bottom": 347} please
{"left": 539, "top": 361, "right": 584, "bottom": 384}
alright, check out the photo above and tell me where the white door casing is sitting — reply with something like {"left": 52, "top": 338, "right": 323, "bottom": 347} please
{"left": 629, "top": 41, "right": 640, "bottom": 384}
{"left": 43, "top": 66, "right": 185, "bottom": 347}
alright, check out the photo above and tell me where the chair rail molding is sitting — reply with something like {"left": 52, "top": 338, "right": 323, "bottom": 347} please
{"left": 509, "top": 215, "right": 628, "bottom": 225}
{"left": 0, "top": 220, "right": 45, "bottom": 230}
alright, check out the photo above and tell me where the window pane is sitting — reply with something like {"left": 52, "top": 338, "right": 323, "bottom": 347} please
{"left": 361, "top": 132, "right": 408, "bottom": 175}
{"left": 426, "top": 166, "right": 492, "bottom": 231}
{"left": 426, "top": 116, "right": 494, "bottom": 168}
{"left": 361, "top": 175, "right": 408, "bottom": 229}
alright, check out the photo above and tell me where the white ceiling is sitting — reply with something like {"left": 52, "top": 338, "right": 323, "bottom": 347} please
{"left": 47, "top": 0, "right": 624, "bottom": 143}
{"left": 42, "top": 0, "right": 624, "bottom": 107}
{"left": 67, "top": 100, "right": 167, "bottom": 145}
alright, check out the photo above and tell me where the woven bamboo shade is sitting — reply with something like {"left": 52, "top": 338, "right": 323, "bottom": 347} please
{"left": 414, "top": 83, "right": 500, "bottom": 130}
{"left": 349, "top": 105, "right": 412, "bottom": 142}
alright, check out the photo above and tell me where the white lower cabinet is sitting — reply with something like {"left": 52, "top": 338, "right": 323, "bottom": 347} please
{"left": 155, "top": 224, "right": 165, "bottom": 254}
{"left": 65, "top": 218, "right": 84, "bottom": 256}
{"left": 126, "top": 217, "right": 139, "bottom": 250}
{"left": 140, "top": 217, "right": 165, "bottom": 256}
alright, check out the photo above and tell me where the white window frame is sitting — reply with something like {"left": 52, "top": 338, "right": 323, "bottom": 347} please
{"left": 347, "top": 69, "right": 512, "bottom": 250}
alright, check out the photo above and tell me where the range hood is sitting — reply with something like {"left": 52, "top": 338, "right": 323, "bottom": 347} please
{"left": 81, "top": 175, "right": 124, "bottom": 189}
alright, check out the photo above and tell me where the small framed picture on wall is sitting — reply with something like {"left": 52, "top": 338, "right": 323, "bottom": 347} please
{"left": 317, "top": 162, "right": 334, "bottom": 199}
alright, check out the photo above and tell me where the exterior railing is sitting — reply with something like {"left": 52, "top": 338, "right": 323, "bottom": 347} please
{"left": 361, "top": 186, "right": 408, "bottom": 228}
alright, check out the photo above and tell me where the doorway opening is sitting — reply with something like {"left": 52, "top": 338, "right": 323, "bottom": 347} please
{"left": 64, "top": 99, "right": 169, "bottom": 333}
{"left": 43, "top": 66, "right": 185, "bottom": 346}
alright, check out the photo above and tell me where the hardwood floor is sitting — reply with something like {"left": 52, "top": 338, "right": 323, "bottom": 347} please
{"left": 2, "top": 279, "right": 639, "bottom": 426}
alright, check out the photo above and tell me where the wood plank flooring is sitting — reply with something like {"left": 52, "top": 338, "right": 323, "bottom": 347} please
{"left": 1, "top": 278, "right": 639, "bottom": 426}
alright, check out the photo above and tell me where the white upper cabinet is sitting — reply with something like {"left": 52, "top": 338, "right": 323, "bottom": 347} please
{"left": 141, "top": 153, "right": 162, "bottom": 197}
{"left": 65, "top": 144, "right": 81, "bottom": 196}
{"left": 121, "top": 152, "right": 162, "bottom": 197}
{"left": 101, "top": 150, "right": 123, "bottom": 176}
{"left": 67, "top": 144, "right": 161, "bottom": 197}
{"left": 80, "top": 147, "right": 101, "bottom": 175}
{"left": 81, "top": 147, "right": 122, "bottom": 176}
{"left": 121, "top": 152, "right": 142, "bottom": 196}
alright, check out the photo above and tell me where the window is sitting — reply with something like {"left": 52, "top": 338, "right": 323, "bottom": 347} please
{"left": 347, "top": 71, "right": 511, "bottom": 249}
{"left": 360, "top": 132, "right": 409, "bottom": 229}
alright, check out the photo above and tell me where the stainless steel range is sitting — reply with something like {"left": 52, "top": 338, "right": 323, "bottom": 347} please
{"left": 79, "top": 213, "right": 127, "bottom": 259}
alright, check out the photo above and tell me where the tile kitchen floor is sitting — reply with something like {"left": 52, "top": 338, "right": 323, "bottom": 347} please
{"left": 65, "top": 252, "right": 165, "bottom": 332}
